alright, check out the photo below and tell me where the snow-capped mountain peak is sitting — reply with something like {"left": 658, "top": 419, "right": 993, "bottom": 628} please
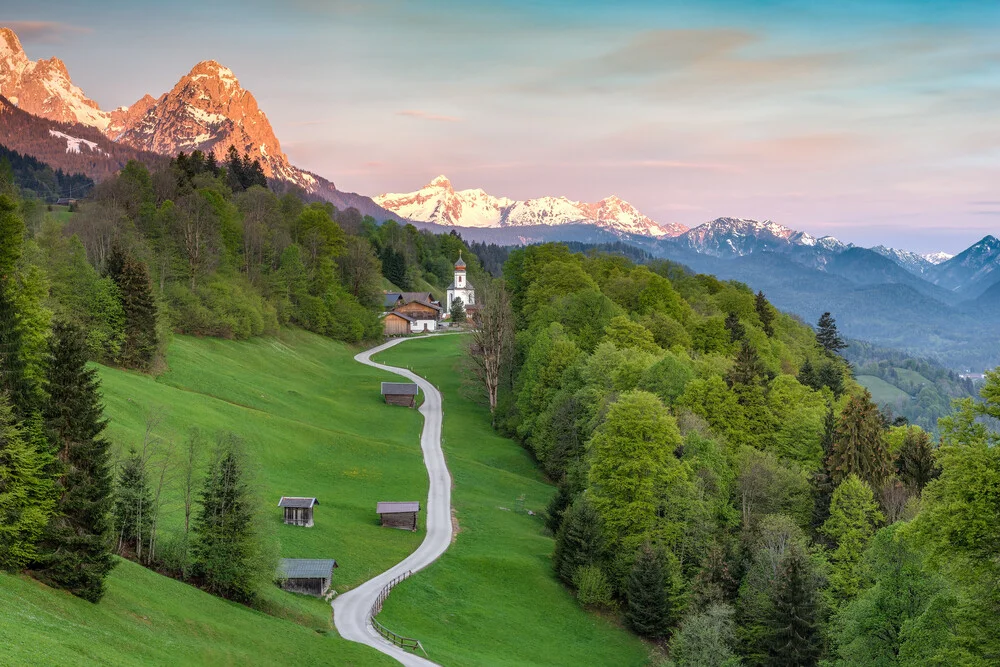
{"left": 922, "top": 251, "right": 954, "bottom": 265}
{"left": 374, "top": 176, "right": 688, "bottom": 238}
{"left": 870, "top": 245, "right": 934, "bottom": 275}
{"left": 673, "top": 217, "right": 848, "bottom": 258}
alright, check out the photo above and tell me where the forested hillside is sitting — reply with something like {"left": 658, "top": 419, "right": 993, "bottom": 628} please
{"left": 464, "top": 243, "right": 1000, "bottom": 665}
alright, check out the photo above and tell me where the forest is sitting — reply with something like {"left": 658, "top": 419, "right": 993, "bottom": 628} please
{"left": 467, "top": 242, "right": 1000, "bottom": 665}
{"left": 0, "top": 151, "right": 481, "bottom": 606}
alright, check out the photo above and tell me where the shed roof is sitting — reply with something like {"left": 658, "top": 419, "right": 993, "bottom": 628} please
{"left": 377, "top": 501, "right": 421, "bottom": 514}
{"left": 384, "top": 311, "right": 414, "bottom": 322}
{"left": 277, "top": 558, "right": 337, "bottom": 579}
{"left": 278, "top": 497, "right": 318, "bottom": 508}
{"left": 381, "top": 382, "right": 419, "bottom": 396}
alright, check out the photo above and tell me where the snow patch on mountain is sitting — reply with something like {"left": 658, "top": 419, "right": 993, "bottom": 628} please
{"left": 374, "top": 175, "right": 687, "bottom": 238}
{"left": 923, "top": 251, "right": 953, "bottom": 265}
{"left": 48, "top": 128, "right": 105, "bottom": 155}
{"left": 870, "top": 245, "right": 933, "bottom": 275}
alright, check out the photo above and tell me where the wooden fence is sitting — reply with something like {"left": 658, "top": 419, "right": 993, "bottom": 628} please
{"left": 369, "top": 570, "right": 428, "bottom": 657}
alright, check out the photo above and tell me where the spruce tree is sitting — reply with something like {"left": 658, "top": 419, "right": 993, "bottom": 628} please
{"left": 113, "top": 448, "right": 154, "bottom": 563}
{"left": 727, "top": 341, "right": 765, "bottom": 388}
{"left": 797, "top": 358, "right": 819, "bottom": 391}
{"left": 0, "top": 396, "right": 55, "bottom": 571}
{"left": 192, "top": 435, "right": 263, "bottom": 602}
{"left": 450, "top": 298, "right": 467, "bottom": 324}
{"left": 829, "top": 390, "right": 892, "bottom": 490}
{"left": 755, "top": 291, "right": 775, "bottom": 337}
{"left": 817, "top": 361, "right": 845, "bottom": 397}
{"left": 625, "top": 543, "right": 669, "bottom": 639}
{"left": 816, "top": 312, "right": 847, "bottom": 356}
{"left": 552, "top": 496, "right": 604, "bottom": 586}
{"left": 724, "top": 312, "right": 745, "bottom": 343}
{"left": 812, "top": 403, "right": 837, "bottom": 536}
{"left": 766, "top": 547, "right": 821, "bottom": 666}
{"left": 895, "top": 427, "right": 939, "bottom": 495}
{"left": 107, "top": 250, "right": 158, "bottom": 369}
{"left": 34, "top": 322, "right": 115, "bottom": 602}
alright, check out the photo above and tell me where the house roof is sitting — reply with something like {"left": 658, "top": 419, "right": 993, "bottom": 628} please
{"left": 384, "top": 311, "right": 414, "bottom": 322}
{"left": 277, "top": 558, "right": 337, "bottom": 580}
{"left": 384, "top": 293, "right": 404, "bottom": 308}
{"left": 381, "top": 382, "right": 419, "bottom": 396}
{"left": 278, "top": 497, "right": 318, "bottom": 508}
{"left": 377, "top": 501, "right": 421, "bottom": 514}
{"left": 400, "top": 292, "right": 436, "bottom": 304}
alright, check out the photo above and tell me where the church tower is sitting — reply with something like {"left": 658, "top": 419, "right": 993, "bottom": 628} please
{"left": 445, "top": 252, "right": 475, "bottom": 315}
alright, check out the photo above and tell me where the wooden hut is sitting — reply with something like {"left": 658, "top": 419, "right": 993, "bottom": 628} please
{"left": 278, "top": 497, "right": 319, "bottom": 527}
{"left": 395, "top": 299, "right": 441, "bottom": 321}
{"left": 381, "top": 382, "right": 419, "bottom": 407}
{"left": 276, "top": 558, "right": 338, "bottom": 597}
{"left": 376, "top": 501, "right": 421, "bottom": 531}
{"left": 383, "top": 311, "right": 413, "bottom": 336}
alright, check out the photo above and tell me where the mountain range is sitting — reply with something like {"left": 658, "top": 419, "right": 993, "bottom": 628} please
{"left": 0, "top": 27, "right": 396, "bottom": 220}
{"left": 1, "top": 25, "right": 997, "bottom": 370}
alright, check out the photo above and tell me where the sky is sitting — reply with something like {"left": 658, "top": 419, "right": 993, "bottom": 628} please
{"left": 4, "top": 0, "right": 1000, "bottom": 253}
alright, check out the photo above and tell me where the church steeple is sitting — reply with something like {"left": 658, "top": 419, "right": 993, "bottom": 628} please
{"left": 454, "top": 252, "right": 466, "bottom": 288}
{"left": 455, "top": 252, "right": 466, "bottom": 270}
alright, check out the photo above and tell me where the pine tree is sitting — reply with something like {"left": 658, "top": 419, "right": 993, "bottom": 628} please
{"left": 113, "top": 448, "right": 154, "bottom": 563}
{"left": 450, "top": 298, "right": 467, "bottom": 324}
{"left": 552, "top": 496, "right": 604, "bottom": 586}
{"left": 107, "top": 250, "right": 158, "bottom": 369}
{"left": 34, "top": 322, "right": 115, "bottom": 602}
{"left": 727, "top": 341, "right": 765, "bottom": 388}
{"left": 755, "top": 291, "right": 775, "bottom": 337}
{"left": 0, "top": 396, "right": 55, "bottom": 571}
{"left": 895, "top": 427, "right": 939, "bottom": 495}
{"left": 816, "top": 312, "right": 847, "bottom": 356}
{"left": 818, "top": 361, "right": 845, "bottom": 397}
{"left": 766, "top": 547, "right": 821, "bottom": 666}
{"left": 724, "top": 312, "right": 745, "bottom": 343}
{"left": 829, "top": 390, "right": 892, "bottom": 490}
{"left": 797, "top": 358, "right": 819, "bottom": 391}
{"left": 626, "top": 543, "right": 670, "bottom": 639}
{"left": 192, "top": 435, "right": 265, "bottom": 602}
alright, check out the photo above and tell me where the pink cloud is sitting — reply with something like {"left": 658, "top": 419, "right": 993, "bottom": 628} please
{"left": 2, "top": 21, "right": 90, "bottom": 43}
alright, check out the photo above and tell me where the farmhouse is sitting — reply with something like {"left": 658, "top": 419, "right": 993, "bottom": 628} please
{"left": 278, "top": 496, "right": 318, "bottom": 527}
{"left": 383, "top": 311, "right": 414, "bottom": 336}
{"left": 382, "top": 292, "right": 442, "bottom": 335}
{"left": 381, "top": 382, "right": 419, "bottom": 407}
{"left": 376, "top": 501, "right": 421, "bottom": 530}
{"left": 276, "top": 558, "right": 338, "bottom": 597}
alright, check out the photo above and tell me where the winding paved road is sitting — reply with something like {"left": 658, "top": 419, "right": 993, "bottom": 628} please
{"left": 332, "top": 336, "right": 453, "bottom": 667}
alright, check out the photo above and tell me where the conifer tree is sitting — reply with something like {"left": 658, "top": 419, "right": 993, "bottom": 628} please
{"left": 724, "top": 312, "right": 745, "bottom": 343}
{"left": 816, "top": 312, "right": 847, "bottom": 356}
{"left": 812, "top": 403, "right": 837, "bottom": 535}
{"left": 626, "top": 543, "right": 670, "bottom": 639}
{"left": 797, "top": 358, "right": 819, "bottom": 391}
{"left": 106, "top": 248, "right": 158, "bottom": 369}
{"left": 895, "top": 427, "right": 939, "bottom": 495}
{"left": 553, "top": 496, "right": 605, "bottom": 586}
{"left": 829, "top": 390, "right": 892, "bottom": 490}
{"left": 727, "top": 341, "right": 766, "bottom": 388}
{"left": 0, "top": 396, "right": 54, "bottom": 571}
{"left": 113, "top": 448, "right": 154, "bottom": 563}
{"left": 192, "top": 435, "right": 267, "bottom": 602}
{"left": 766, "top": 547, "right": 821, "bottom": 666}
{"left": 817, "top": 361, "right": 845, "bottom": 397}
{"left": 34, "top": 322, "right": 115, "bottom": 602}
{"left": 450, "top": 298, "right": 467, "bottom": 324}
{"left": 755, "top": 290, "right": 775, "bottom": 337}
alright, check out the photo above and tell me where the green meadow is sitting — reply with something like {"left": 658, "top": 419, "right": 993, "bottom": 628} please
{"left": 375, "top": 335, "right": 652, "bottom": 667}
{"left": 2, "top": 329, "right": 427, "bottom": 665}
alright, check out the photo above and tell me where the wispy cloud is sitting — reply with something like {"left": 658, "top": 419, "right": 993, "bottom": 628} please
{"left": 396, "top": 109, "right": 462, "bottom": 123}
{"left": 1, "top": 21, "right": 91, "bottom": 43}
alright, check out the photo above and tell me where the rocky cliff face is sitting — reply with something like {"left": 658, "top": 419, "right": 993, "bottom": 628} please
{"left": 0, "top": 27, "right": 110, "bottom": 129}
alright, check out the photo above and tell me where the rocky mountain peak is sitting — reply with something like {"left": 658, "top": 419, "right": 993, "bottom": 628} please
{"left": 428, "top": 174, "right": 453, "bottom": 189}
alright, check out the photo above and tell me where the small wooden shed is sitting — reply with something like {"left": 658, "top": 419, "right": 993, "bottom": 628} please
{"left": 278, "top": 497, "right": 318, "bottom": 527}
{"left": 276, "top": 558, "right": 338, "bottom": 597}
{"left": 381, "top": 382, "right": 419, "bottom": 407}
{"left": 383, "top": 311, "right": 413, "bottom": 337}
{"left": 376, "top": 501, "right": 421, "bottom": 531}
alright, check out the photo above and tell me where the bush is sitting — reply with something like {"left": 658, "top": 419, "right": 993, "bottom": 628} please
{"left": 575, "top": 565, "right": 614, "bottom": 609}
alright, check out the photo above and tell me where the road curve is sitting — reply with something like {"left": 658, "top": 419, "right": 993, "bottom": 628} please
{"left": 332, "top": 335, "right": 453, "bottom": 667}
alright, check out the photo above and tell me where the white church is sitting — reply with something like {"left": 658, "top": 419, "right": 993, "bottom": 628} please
{"left": 445, "top": 253, "right": 475, "bottom": 316}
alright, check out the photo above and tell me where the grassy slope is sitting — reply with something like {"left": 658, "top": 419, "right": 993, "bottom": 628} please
{"left": 1, "top": 328, "right": 429, "bottom": 665}
{"left": 375, "top": 335, "right": 651, "bottom": 667}
{"left": 857, "top": 375, "right": 911, "bottom": 404}
{"left": 0, "top": 560, "right": 394, "bottom": 667}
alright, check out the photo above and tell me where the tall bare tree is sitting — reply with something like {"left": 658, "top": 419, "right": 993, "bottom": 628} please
{"left": 467, "top": 279, "right": 514, "bottom": 419}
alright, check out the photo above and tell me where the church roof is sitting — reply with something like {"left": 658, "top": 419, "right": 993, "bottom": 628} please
{"left": 447, "top": 281, "right": 474, "bottom": 291}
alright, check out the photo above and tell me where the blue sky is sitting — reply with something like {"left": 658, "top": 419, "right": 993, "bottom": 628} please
{"left": 4, "top": 0, "right": 1000, "bottom": 252}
